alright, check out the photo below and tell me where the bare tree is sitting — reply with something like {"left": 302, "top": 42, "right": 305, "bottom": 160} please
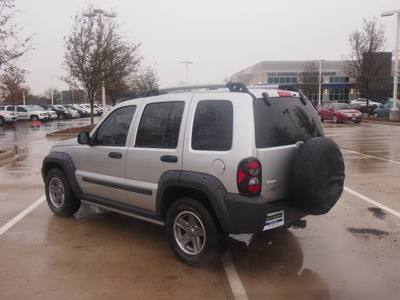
{"left": 343, "top": 18, "right": 387, "bottom": 115}
{"left": 43, "top": 88, "right": 62, "bottom": 104}
{"left": 0, "top": 0, "right": 33, "bottom": 69}
{"left": 0, "top": 64, "right": 28, "bottom": 104}
{"left": 130, "top": 65, "right": 159, "bottom": 95}
{"left": 298, "top": 61, "right": 319, "bottom": 104}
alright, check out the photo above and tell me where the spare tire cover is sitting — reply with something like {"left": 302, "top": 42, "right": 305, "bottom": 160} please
{"left": 291, "top": 137, "right": 345, "bottom": 215}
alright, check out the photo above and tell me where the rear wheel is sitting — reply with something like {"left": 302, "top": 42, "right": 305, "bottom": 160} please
{"left": 166, "top": 198, "right": 227, "bottom": 267}
{"left": 45, "top": 168, "right": 81, "bottom": 217}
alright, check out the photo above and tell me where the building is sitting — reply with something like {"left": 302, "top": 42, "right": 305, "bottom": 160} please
{"left": 230, "top": 57, "right": 395, "bottom": 104}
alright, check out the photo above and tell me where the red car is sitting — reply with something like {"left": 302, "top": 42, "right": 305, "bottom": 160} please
{"left": 317, "top": 103, "right": 362, "bottom": 124}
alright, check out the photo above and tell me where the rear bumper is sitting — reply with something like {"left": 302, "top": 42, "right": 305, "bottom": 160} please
{"left": 224, "top": 193, "right": 306, "bottom": 234}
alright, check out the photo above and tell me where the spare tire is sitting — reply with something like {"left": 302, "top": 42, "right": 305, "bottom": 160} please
{"left": 291, "top": 137, "right": 345, "bottom": 215}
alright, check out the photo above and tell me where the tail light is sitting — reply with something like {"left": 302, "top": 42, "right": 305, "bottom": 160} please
{"left": 237, "top": 158, "right": 262, "bottom": 195}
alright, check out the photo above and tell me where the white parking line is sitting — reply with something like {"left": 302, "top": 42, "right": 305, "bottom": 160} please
{"left": 344, "top": 186, "right": 400, "bottom": 219}
{"left": 222, "top": 252, "right": 249, "bottom": 300}
{"left": 342, "top": 148, "right": 400, "bottom": 165}
{"left": 0, "top": 195, "right": 46, "bottom": 237}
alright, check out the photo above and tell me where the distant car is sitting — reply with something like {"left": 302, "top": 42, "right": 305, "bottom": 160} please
{"left": 62, "top": 105, "right": 80, "bottom": 118}
{"left": 66, "top": 104, "right": 89, "bottom": 118}
{"left": 350, "top": 98, "right": 382, "bottom": 108}
{"left": 351, "top": 103, "right": 380, "bottom": 115}
{"left": 318, "top": 103, "right": 362, "bottom": 123}
{"left": 41, "top": 105, "right": 71, "bottom": 120}
{"left": 80, "top": 103, "right": 101, "bottom": 116}
{"left": 33, "top": 105, "right": 57, "bottom": 120}
{"left": 373, "top": 100, "right": 400, "bottom": 118}
{"left": 0, "top": 107, "right": 18, "bottom": 125}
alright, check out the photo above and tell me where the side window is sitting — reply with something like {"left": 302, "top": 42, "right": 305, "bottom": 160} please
{"left": 135, "top": 101, "right": 184, "bottom": 148}
{"left": 192, "top": 100, "right": 233, "bottom": 151}
{"left": 93, "top": 106, "right": 136, "bottom": 146}
{"left": 17, "top": 107, "right": 26, "bottom": 112}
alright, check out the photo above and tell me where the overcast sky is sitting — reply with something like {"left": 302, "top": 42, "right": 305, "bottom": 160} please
{"left": 13, "top": 0, "right": 400, "bottom": 94}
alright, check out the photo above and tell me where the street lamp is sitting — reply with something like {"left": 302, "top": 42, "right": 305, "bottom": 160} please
{"left": 318, "top": 59, "right": 325, "bottom": 109}
{"left": 381, "top": 8, "right": 400, "bottom": 120}
{"left": 22, "top": 68, "right": 30, "bottom": 105}
{"left": 83, "top": 7, "right": 116, "bottom": 116}
{"left": 50, "top": 74, "right": 61, "bottom": 105}
{"left": 180, "top": 60, "right": 194, "bottom": 84}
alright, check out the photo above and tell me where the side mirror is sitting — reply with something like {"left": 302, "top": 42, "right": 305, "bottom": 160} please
{"left": 77, "top": 131, "right": 92, "bottom": 145}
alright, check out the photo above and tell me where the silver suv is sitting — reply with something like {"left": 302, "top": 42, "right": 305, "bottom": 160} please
{"left": 42, "top": 83, "right": 345, "bottom": 266}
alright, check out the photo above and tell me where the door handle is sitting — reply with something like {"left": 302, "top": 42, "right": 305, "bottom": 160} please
{"left": 108, "top": 152, "right": 122, "bottom": 159}
{"left": 160, "top": 155, "right": 178, "bottom": 163}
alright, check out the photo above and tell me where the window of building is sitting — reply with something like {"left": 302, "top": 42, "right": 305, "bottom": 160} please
{"left": 329, "top": 88, "right": 349, "bottom": 102}
{"left": 329, "top": 77, "right": 350, "bottom": 83}
{"left": 135, "top": 102, "right": 184, "bottom": 148}
{"left": 192, "top": 100, "right": 233, "bottom": 151}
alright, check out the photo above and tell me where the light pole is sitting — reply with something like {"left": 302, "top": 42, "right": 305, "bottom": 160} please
{"left": 84, "top": 7, "right": 116, "bottom": 116}
{"left": 318, "top": 59, "right": 324, "bottom": 108}
{"left": 21, "top": 68, "right": 30, "bottom": 105}
{"left": 50, "top": 74, "right": 60, "bottom": 105}
{"left": 381, "top": 9, "right": 400, "bottom": 120}
{"left": 180, "top": 60, "right": 193, "bottom": 84}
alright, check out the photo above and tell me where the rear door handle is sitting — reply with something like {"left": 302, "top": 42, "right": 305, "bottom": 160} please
{"left": 108, "top": 152, "right": 122, "bottom": 159}
{"left": 160, "top": 155, "right": 178, "bottom": 163}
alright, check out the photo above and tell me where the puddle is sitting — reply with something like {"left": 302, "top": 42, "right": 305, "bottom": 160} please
{"left": 347, "top": 228, "right": 389, "bottom": 238}
{"left": 367, "top": 207, "right": 387, "bottom": 219}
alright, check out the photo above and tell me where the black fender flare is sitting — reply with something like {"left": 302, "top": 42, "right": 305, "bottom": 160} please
{"left": 42, "top": 152, "right": 83, "bottom": 197}
{"left": 291, "top": 137, "right": 345, "bottom": 215}
{"left": 156, "top": 170, "right": 235, "bottom": 233}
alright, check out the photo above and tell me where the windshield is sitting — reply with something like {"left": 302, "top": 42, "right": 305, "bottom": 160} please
{"left": 333, "top": 104, "right": 352, "bottom": 110}
{"left": 55, "top": 105, "right": 66, "bottom": 109}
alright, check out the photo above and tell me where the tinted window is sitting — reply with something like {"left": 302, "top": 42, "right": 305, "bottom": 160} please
{"left": 192, "top": 100, "right": 233, "bottom": 151}
{"left": 93, "top": 106, "right": 136, "bottom": 146}
{"left": 254, "top": 97, "right": 323, "bottom": 148}
{"left": 135, "top": 102, "right": 184, "bottom": 148}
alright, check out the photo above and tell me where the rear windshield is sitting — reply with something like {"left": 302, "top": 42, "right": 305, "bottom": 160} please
{"left": 254, "top": 97, "right": 323, "bottom": 148}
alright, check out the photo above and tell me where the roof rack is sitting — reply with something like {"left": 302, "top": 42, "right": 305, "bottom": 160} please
{"left": 138, "top": 82, "right": 256, "bottom": 99}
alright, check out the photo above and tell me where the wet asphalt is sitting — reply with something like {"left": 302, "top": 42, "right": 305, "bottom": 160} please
{"left": 0, "top": 118, "right": 399, "bottom": 300}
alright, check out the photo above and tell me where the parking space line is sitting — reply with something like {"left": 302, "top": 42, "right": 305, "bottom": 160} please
{"left": 222, "top": 252, "right": 249, "bottom": 300}
{"left": 0, "top": 195, "right": 46, "bottom": 237}
{"left": 344, "top": 186, "right": 400, "bottom": 219}
{"left": 342, "top": 148, "right": 400, "bottom": 165}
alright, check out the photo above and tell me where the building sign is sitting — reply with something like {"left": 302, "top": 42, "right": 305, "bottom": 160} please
{"left": 267, "top": 72, "right": 337, "bottom": 76}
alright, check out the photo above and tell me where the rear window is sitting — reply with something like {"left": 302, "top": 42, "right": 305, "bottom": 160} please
{"left": 254, "top": 97, "right": 323, "bottom": 148}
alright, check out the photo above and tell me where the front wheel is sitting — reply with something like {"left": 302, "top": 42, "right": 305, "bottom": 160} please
{"left": 45, "top": 168, "right": 81, "bottom": 217}
{"left": 30, "top": 115, "right": 39, "bottom": 122}
{"left": 333, "top": 115, "right": 338, "bottom": 124}
{"left": 166, "top": 198, "right": 227, "bottom": 267}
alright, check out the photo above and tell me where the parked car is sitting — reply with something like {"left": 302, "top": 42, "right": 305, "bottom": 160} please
{"left": 373, "top": 100, "right": 400, "bottom": 118}
{"left": 6, "top": 105, "right": 49, "bottom": 122}
{"left": 80, "top": 103, "right": 101, "bottom": 116}
{"left": 318, "top": 103, "right": 362, "bottom": 123}
{"left": 33, "top": 105, "right": 57, "bottom": 120}
{"left": 63, "top": 105, "right": 80, "bottom": 118}
{"left": 42, "top": 82, "right": 345, "bottom": 266}
{"left": 350, "top": 98, "right": 382, "bottom": 107}
{"left": 65, "top": 104, "right": 88, "bottom": 118}
{"left": 0, "top": 106, "right": 18, "bottom": 125}
{"left": 351, "top": 103, "right": 380, "bottom": 115}
{"left": 41, "top": 105, "right": 71, "bottom": 120}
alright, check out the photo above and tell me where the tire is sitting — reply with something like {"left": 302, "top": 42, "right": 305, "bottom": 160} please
{"left": 58, "top": 114, "right": 65, "bottom": 120}
{"left": 291, "top": 137, "right": 345, "bottom": 215}
{"left": 0, "top": 116, "right": 4, "bottom": 126}
{"left": 45, "top": 168, "right": 81, "bottom": 217}
{"left": 332, "top": 115, "right": 338, "bottom": 124}
{"left": 318, "top": 114, "right": 324, "bottom": 122}
{"left": 30, "top": 115, "right": 39, "bottom": 122}
{"left": 166, "top": 198, "right": 227, "bottom": 267}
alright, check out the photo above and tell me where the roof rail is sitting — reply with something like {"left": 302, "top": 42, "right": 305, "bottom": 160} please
{"left": 137, "top": 82, "right": 256, "bottom": 99}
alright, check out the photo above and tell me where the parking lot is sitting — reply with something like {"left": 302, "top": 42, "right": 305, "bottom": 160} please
{"left": 0, "top": 119, "right": 399, "bottom": 300}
